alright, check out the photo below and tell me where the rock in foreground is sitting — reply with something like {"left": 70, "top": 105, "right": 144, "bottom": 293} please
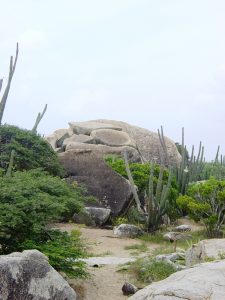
{"left": 129, "top": 260, "right": 225, "bottom": 300}
{"left": 0, "top": 250, "right": 76, "bottom": 300}
{"left": 186, "top": 238, "right": 225, "bottom": 267}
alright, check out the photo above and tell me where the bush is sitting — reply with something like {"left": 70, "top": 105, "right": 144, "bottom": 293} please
{"left": 177, "top": 178, "right": 225, "bottom": 237}
{"left": 128, "top": 257, "right": 177, "bottom": 284}
{"left": 0, "top": 169, "right": 87, "bottom": 253}
{"left": 105, "top": 155, "right": 179, "bottom": 221}
{"left": 20, "top": 230, "right": 87, "bottom": 278}
{"left": 0, "top": 124, "right": 64, "bottom": 176}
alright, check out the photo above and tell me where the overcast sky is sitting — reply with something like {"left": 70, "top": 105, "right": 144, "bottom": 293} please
{"left": 1, "top": 0, "right": 225, "bottom": 160}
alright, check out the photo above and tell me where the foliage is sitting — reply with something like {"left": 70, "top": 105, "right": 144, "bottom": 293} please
{"left": 0, "top": 169, "right": 87, "bottom": 253}
{"left": 200, "top": 162, "right": 225, "bottom": 180}
{"left": 112, "top": 216, "right": 129, "bottom": 226}
{"left": 128, "top": 257, "right": 177, "bottom": 285}
{"left": 20, "top": 230, "right": 88, "bottom": 278}
{"left": 177, "top": 178, "right": 225, "bottom": 238}
{"left": 105, "top": 155, "right": 178, "bottom": 206}
{"left": 0, "top": 124, "right": 64, "bottom": 176}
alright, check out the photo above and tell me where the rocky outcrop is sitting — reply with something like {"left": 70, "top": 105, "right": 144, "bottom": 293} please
{"left": 129, "top": 260, "right": 225, "bottom": 300}
{"left": 60, "top": 150, "right": 133, "bottom": 216}
{"left": 185, "top": 239, "right": 225, "bottom": 267}
{"left": 114, "top": 224, "right": 144, "bottom": 238}
{"left": 0, "top": 249, "right": 76, "bottom": 300}
{"left": 46, "top": 120, "right": 181, "bottom": 216}
{"left": 85, "top": 207, "right": 111, "bottom": 226}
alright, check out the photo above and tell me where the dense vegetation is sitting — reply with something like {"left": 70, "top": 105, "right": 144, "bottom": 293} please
{"left": 0, "top": 124, "right": 64, "bottom": 176}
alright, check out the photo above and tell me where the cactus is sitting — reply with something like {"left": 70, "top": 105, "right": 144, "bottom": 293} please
{"left": 123, "top": 150, "right": 142, "bottom": 213}
{"left": 176, "top": 128, "right": 205, "bottom": 194}
{"left": 147, "top": 162, "right": 172, "bottom": 232}
{"left": 0, "top": 43, "right": 19, "bottom": 125}
{"left": 158, "top": 126, "right": 169, "bottom": 166}
{"left": 5, "top": 150, "right": 15, "bottom": 177}
{"left": 31, "top": 104, "right": 47, "bottom": 134}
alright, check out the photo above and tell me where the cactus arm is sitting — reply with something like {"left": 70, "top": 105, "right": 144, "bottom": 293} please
{"left": 0, "top": 43, "right": 19, "bottom": 125}
{"left": 31, "top": 104, "right": 47, "bottom": 134}
{"left": 123, "top": 150, "right": 142, "bottom": 212}
{"left": 5, "top": 150, "right": 15, "bottom": 177}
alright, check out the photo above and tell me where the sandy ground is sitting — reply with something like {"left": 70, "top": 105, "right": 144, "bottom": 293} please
{"left": 55, "top": 219, "right": 203, "bottom": 300}
{"left": 55, "top": 224, "right": 158, "bottom": 300}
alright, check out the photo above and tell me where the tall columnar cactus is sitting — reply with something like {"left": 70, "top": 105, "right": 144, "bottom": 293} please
{"left": 0, "top": 43, "right": 19, "bottom": 125}
{"left": 147, "top": 163, "right": 172, "bottom": 232}
{"left": 158, "top": 126, "right": 169, "bottom": 166}
{"left": 31, "top": 104, "right": 48, "bottom": 134}
{"left": 123, "top": 150, "right": 142, "bottom": 213}
{"left": 177, "top": 133, "right": 205, "bottom": 194}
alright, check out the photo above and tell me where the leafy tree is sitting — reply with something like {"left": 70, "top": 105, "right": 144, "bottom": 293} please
{"left": 177, "top": 178, "right": 225, "bottom": 237}
{"left": 0, "top": 124, "right": 64, "bottom": 176}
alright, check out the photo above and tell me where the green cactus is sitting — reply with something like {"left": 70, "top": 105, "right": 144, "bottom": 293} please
{"left": 31, "top": 104, "right": 48, "bottom": 134}
{"left": 147, "top": 162, "right": 172, "bottom": 232}
{"left": 0, "top": 43, "right": 19, "bottom": 125}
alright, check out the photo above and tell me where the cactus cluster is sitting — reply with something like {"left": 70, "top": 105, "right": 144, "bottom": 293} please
{"left": 147, "top": 163, "right": 172, "bottom": 232}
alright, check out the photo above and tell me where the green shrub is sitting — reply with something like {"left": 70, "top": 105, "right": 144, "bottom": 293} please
{"left": 128, "top": 257, "right": 177, "bottom": 284}
{"left": 177, "top": 178, "right": 225, "bottom": 238}
{"left": 20, "top": 230, "right": 87, "bottom": 278}
{"left": 105, "top": 155, "right": 179, "bottom": 221}
{"left": 0, "top": 124, "right": 64, "bottom": 176}
{"left": 0, "top": 169, "right": 87, "bottom": 253}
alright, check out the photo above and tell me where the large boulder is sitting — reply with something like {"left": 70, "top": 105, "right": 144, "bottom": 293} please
{"left": 47, "top": 120, "right": 181, "bottom": 216}
{"left": 0, "top": 249, "right": 76, "bottom": 300}
{"left": 129, "top": 260, "right": 225, "bottom": 300}
{"left": 59, "top": 150, "right": 133, "bottom": 216}
{"left": 185, "top": 239, "right": 225, "bottom": 267}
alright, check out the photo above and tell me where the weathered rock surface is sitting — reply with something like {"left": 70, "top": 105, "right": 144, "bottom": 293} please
{"left": 47, "top": 120, "right": 181, "bottom": 216}
{"left": 185, "top": 239, "right": 225, "bottom": 267}
{"left": 175, "top": 224, "right": 191, "bottom": 232}
{"left": 129, "top": 260, "right": 225, "bottom": 300}
{"left": 59, "top": 150, "right": 133, "bottom": 216}
{"left": 114, "top": 224, "right": 144, "bottom": 238}
{"left": 122, "top": 282, "right": 138, "bottom": 296}
{"left": 0, "top": 249, "right": 76, "bottom": 300}
{"left": 85, "top": 207, "right": 111, "bottom": 226}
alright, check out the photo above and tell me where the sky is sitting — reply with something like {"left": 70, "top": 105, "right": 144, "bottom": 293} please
{"left": 0, "top": 0, "right": 225, "bottom": 160}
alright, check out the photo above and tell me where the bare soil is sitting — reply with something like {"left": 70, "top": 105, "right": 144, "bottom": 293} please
{"left": 55, "top": 223, "right": 158, "bottom": 300}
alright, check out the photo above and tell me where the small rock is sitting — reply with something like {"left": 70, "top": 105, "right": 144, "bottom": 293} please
{"left": 85, "top": 207, "right": 111, "bottom": 226}
{"left": 122, "top": 282, "right": 138, "bottom": 295}
{"left": 155, "top": 252, "right": 184, "bottom": 262}
{"left": 114, "top": 224, "right": 144, "bottom": 238}
{"left": 175, "top": 225, "right": 191, "bottom": 232}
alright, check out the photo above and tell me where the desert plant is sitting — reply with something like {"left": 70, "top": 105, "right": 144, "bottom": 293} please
{"left": 20, "top": 230, "right": 87, "bottom": 278}
{"left": 146, "top": 163, "right": 173, "bottom": 232}
{"left": 0, "top": 124, "right": 64, "bottom": 176}
{"left": 177, "top": 178, "right": 225, "bottom": 238}
{"left": 0, "top": 43, "right": 19, "bottom": 125}
{"left": 127, "top": 257, "right": 177, "bottom": 285}
{"left": 0, "top": 169, "right": 87, "bottom": 253}
{"left": 31, "top": 104, "right": 48, "bottom": 134}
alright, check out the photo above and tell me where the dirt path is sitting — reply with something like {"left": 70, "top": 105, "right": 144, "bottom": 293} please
{"left": 55, "top": 224, "right": 158, "bottom": 300}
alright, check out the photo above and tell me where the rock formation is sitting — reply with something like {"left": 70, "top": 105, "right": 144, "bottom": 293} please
{"left": 46, "top": 120, "right": 181, "bottom": 216}
{"left": 129, "top": 260, "right": 225, "bottom": 300}
{"left": 0, "top": 249, "right": 76, "bottom": 300}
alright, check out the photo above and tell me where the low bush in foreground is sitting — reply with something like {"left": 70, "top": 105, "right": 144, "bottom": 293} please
{"left": 21, "top": 230, "right": 87, "bottom": 278}
{"left": 127, "top": 257, "right": 177, "bottom": 285}
{"left": 0, "top": 169, "right": 87, "bottom": 253}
